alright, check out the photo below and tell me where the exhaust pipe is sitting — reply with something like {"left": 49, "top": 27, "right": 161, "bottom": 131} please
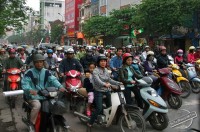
{"left": 74, "top": 111, "right": 90, "bottom": 121}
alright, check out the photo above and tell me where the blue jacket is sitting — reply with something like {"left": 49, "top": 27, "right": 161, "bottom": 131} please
{"left": 109, "top": 56, "right": 122, "bottom": 70}
{"left": 21, "top": 68, "right": 63, "bottom": 100}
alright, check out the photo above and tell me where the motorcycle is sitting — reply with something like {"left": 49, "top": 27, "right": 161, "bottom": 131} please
{"left": 49, "top": 65, "right": 58, "bottom": 78}
{"left": 184, "top": 63, "right": 200, "bottom": 93}
{"left": 4, "top": 68, "right": 22, "bottom": 108}
{"left": 170, "top": 64, "right": 191, "bottom": 98}
{"left": 157, "top": 68, "right": 182, "bottom": 109}
{"left": 135, "top": 77, "right": 169, "bottom": 130}
{"left": 65, "top": 70, "right": 83, "bottom": 111}
{"left": 74, "top": 85, "right": 146, "bottom": 132}
{"left": 3, "top": 88, "right": 70, "bottom": 132}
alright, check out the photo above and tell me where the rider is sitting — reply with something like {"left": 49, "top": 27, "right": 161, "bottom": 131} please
{"left": 119, "top": 53, "right": 143, "bottom": 108}
{"left": 0, "top": 48, "right": 8, "bottom": 65}
{"left": 109, "top": 48, "right": 123, "bottom": 80}
{"left": 18, "top": 47, "right": 27, "bottom": 63}
{"left": 87, "top": 54, "right": 121, "bottom": 127}
{"left": 45, "top": 49, "right": 57, "bottom": 69}
{"left": 187, "top": 46, "right": 195, "bottom": 64}
{"left": 141, "top": 45, "right": 150, "bottom": 62}
{"left": 3, "top": 49, "right": 24, "bottom": 91}
{"left": 75, "top": 45, "right": 85, "bottom": 60}
{"left": 80, "top": 48, "right": 96, "bottom": 70}
{"left": 174, "top": 49, "right": 186, "bottom": 66}
{"left": 56, "top": 46, "right": 64, "bottom": 59}
{"left": 156, "top": 46, "right": 170, "bottom": 69}
{"left": 21, "top": 54, "right": 65, "bottom": 126}
{"left": 59, "top": 48, "right": 84, "bottom": 78}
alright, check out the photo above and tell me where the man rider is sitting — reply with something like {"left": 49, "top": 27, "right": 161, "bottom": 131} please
{"left": 109, "top": 48, "right": 123, "bottom": 80}
{"left": 45, "top": 49, "right": 57, "bottom": 68}
{"left": 75, "top": 45, "right": 85, "bottom": 60}
{"left": 141, "top": 45, "right": 150, "bottom": 62}
{"left": 21, "top": 54, "right": 65, "bottom": 126}
{"left": 80, "top": 48, "right": 96, "bottom": 70}
{"left": 59, "top": 48, "right": 84, "bottom": 78}
{"left": 3, "top": 49, "right": 24, "bottom": 91}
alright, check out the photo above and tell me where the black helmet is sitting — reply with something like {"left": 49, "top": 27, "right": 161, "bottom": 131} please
{"left": 33, "top": 54, "right": 45, "bottom": 62}
{"left": 97, "top": 54, "right": 107, "bottom": 66}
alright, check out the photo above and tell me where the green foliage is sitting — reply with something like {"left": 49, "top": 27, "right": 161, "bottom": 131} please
{"left": 133, "top": 0, "right": 200, "bottom": 35}
{"left": 50, "top": 21, "right": 64, "bottom": 44}
{"left": 0, "top": 0, "right": 30, "bottom": 36}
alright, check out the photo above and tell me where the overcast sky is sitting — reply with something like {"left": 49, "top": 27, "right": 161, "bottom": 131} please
{"left": 26, "top": 0, "right": 40, "bottom": 11}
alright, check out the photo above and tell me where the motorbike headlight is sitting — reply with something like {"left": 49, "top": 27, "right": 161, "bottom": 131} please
{"left": 120, "top": 85, "right": 125, "bottom": 90}
{"left": 11, "top": 70, "right": 18, "bottom": 74}
{"left": 49, "top": 92, "right": 58, "bottom": 97}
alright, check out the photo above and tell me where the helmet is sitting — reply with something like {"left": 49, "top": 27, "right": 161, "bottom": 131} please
{"left": 97, "top": 54, "right": 107, "bottom": 64}
{"left": 9, "top": 49, "right": 16, "bottom": 54}
{"left": 0, "top": 48, "right": 6, "bottom": 52}
{"left": 189, "top": 46, "right": 195, "bottom": 50}
{"left": 196, "top": 46, "right": 200, "bottom": 49}
{"left": 110, "top": 47, "right": 116, "bottom": 50}
{"left": 33, "top": 54, "right": 45, "bottom": 61}
{"left": 145, "top": 45, "right": 150, "bottom": 49}
{"left": 66, "top": 48, "right": 74, "bottom": 54}
{"left": 126, "top": 45, "right": 132, "bottom": 49}
{"left": 160, "top": 46, "right": 166, "bottom": 51}
{"left": 47, "top": 49, "right": 53, "bottom": 54}
{"left": 147, "top": 51, "right": 154, "bottom": 56}
{"left": 57, "top": 47, "right": 62, "bottom": 51}
{"left": 37, "top": 50, "right": 43, "bottom": 54}
{"left": 177, "top": 49, "right": 183, "bottom": 53}
{"left": 92, "top": 46, "right": 97, "bottom": 50}
{"left": 122, "top": 53, "right": 133, "bottom": 61}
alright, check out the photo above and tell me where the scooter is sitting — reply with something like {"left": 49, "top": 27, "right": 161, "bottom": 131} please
{"left": 170, "top": 64, "right": 191, "bottom": 98}
{"left": 3, "top": 88, "right": 70, "bottom": 132}
{"left": 65, "top": 70, "right": 83, "bottom": 111}
{"left": 135, "top": 77, "right": 169, "bottom": 130}
{"left": 74, "top": 85, "right": 146, "bottom": 132}
{"left": 157, "top": 68, "right": 182, "bottom": 109}
{"left": 184, "top": 63, "right": 200, "bottom": 93}
{"left": 4, "top": 68, "right": 22, "bottom": 108}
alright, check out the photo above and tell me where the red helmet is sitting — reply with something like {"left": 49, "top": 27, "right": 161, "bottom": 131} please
{"left": 122, "top": 53, "right": 133, "bottom": 61}
{"left": 9, "top": 49, "right": 16, "bottom": 54}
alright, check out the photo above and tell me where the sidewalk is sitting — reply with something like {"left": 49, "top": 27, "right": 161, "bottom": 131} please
{"left": 0, "top": 85, "right": 16, "bottom": 132}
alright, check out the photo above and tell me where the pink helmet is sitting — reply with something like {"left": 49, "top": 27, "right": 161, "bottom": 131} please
{"left": 177, "top": 49, "right": 183, "bottom": 53}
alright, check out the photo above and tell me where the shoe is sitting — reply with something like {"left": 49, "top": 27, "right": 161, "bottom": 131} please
{"left": 86, "top": 109, "right": 91, "bottom": 116}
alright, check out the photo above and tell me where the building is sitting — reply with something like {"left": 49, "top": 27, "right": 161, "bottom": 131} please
{"left": 40, "top": 0, "right": 65, "bottom": 28}
{"left": 65, "top": 0, "right": 83, "bottom": 45}
{"left": 24, "top": 11, "right": 40, "bottom": 33}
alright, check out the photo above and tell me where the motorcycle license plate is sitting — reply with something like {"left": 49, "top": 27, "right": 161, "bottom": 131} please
{"left": 189, "top": 67, "right": 195, "bottom": 71}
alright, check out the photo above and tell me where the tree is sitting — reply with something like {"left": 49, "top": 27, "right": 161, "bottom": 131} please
{"left": 133, "top": 0, "right": 200, "bottom": 35}
{"left": 0, "top": 0, "right": 30, "bottom": 36}
{"left": 50, "top": 20, "right": 64, "bottom": 44}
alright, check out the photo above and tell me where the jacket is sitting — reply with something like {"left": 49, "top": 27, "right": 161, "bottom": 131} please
{"left": 156, "top": 54, "right": 170, "bottom": 69}
{"left": 187, "top": 53, "right": 195, "bottom": 63}
{"left": 21, "top": 68, "right": 63, "bottom": 100}
{"left": 143, "top": 61, "right": 157, "bottom": 72}
{"left": 119, "top": 65, "right": 143, "bottom": 86}
{"left": 109, "top": 55, "right": 122, "bottom": 70}
{"left": 3, "top": 57, "right": 24, "bottom": 69}
{"left": 80, "top": 55, "right": 96, "bottom": 70}
{"left": 92, "top": 67, "right": 120, "bottom": 92}
{"left": 59, "top": 58, "right": 84, "bottom": 73}
{"left": 45, "top": 57, "right": 57, "bottom": 68}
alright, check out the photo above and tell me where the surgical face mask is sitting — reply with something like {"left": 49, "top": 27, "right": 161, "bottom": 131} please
{"left": 178, "top": 53, "right": 183, "bottom": 57}
{"left": 149, "top": 56, "right": 154, "bottom": 61}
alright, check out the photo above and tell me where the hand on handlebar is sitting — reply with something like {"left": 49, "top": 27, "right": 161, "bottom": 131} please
{"left": 60, "top": 73, "right": 64, "bottom": 77}
{"left": 130, "top": 80, "right": 136, "bottom": 84}
{"left": 59, "top": 88, "right": 66, "bottom": 92}
{"left": 105, "top": 83, "right": 111, "bottom": 88}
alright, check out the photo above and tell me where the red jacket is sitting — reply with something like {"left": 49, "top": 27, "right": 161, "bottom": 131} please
{"left": 187, "top": 53, "right": 195, "bottom": 63}
{"left": 174, "top": 56, "right": 183, "bottom": 65}
{"left": 194, "top": 52, "right": 200, "bottom": 61}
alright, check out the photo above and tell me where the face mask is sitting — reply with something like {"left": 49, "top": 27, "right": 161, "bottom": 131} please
{"left": 149, "top": 56, "right": 154, "bottom": 61}
{"left": 178, "top": 53, "right": 183, "bottom": 57}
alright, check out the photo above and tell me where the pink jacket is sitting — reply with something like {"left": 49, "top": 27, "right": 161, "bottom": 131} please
{"left": 187, "top": 53, "right": 195, "bottom": 63}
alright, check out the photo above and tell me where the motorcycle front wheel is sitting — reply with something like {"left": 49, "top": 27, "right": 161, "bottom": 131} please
{"left": 178, "top": 80, "right": 191, "bottom": 98}
{"left": 191, "top": 81, "right": 200, "bottom": 93}
{"left": 148, "top": 112, "right": 169, "bottom": 130}
{"left": 167, "top": 94, "right": 182, "bottom": 109}
{"left": 119, "top": 110, "right": 146, "bottom": 132}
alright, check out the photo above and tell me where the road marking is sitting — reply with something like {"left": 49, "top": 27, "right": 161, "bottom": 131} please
{"left": 182, "top": 100, "right": 200, "bottom": 106}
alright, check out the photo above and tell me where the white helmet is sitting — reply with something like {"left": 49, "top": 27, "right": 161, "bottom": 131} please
{"left": 147, "top": 51, "right": 154, "bottom": 56}
{"left": 66, "top": 48, "right": 74, "bottom": 54}
{"left": 57, "top": 47, "right": 62, "bottom": 51}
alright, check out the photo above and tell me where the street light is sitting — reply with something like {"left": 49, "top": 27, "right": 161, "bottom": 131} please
{"left": 58, "top": 13, "right": 64, "bottom": 22}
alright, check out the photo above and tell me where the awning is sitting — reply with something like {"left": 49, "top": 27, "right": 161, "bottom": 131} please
{"left": 77, "top": 32, "right": 84, "bottom": 39}
{"left": 159, "top": 34, "right": 185, "bottom": 39}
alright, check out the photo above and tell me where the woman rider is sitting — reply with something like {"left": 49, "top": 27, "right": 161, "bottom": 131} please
{"left": 87, "top": 54, "right": 121, "bottom": 127}
{"left": 119, "top": 53, "right": 143, "bottom": 108}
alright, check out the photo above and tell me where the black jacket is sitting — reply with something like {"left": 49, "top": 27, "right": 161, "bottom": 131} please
{"left": 83, "top": 78, "right": 94, "bottom": 92}
{"left": 59, "top": 58, "right": 84, "bottom": 73}
{"left": 156, "top": 54, "right": 170, "bottom": 69}
{"left": 80, "top": 55, "right": 96, "bottom": 70}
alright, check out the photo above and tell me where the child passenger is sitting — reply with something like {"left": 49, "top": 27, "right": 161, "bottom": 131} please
{"left": 83, "top": 63, "right": 96, "bottom": 116}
